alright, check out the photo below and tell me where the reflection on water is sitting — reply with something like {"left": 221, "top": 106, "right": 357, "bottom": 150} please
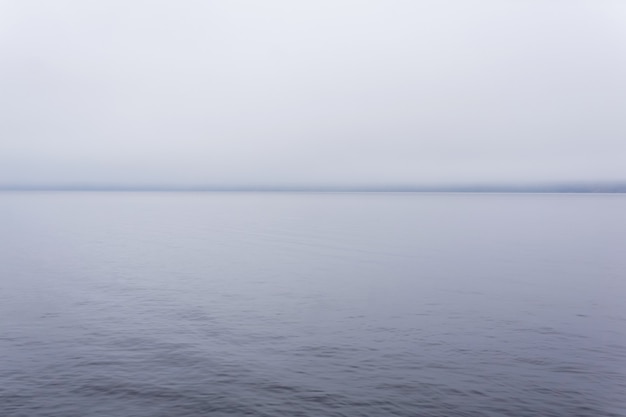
{"left": 0, "top": 192, "right": 625, "bottom": 416}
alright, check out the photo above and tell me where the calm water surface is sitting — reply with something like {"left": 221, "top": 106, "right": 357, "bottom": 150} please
{"left": 0, "top": 192, "right": 625, "bottom": 416}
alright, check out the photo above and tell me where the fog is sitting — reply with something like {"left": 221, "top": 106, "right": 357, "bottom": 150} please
{"left": 1, "top": 0, "right": 625, "bottom": 187}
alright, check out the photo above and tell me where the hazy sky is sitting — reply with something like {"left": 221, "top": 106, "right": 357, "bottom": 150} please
{"left": 1, "top": 0, "right": 625, "bottom": 187}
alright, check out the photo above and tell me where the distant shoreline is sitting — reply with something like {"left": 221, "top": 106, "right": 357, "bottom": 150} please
{"left": 1, "top": 184, "right": 626, "bottom": 193}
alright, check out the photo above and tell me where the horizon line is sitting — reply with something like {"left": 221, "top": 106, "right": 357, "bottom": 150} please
{"left": 1, "top": 182, "right": 626, "bottom": 193}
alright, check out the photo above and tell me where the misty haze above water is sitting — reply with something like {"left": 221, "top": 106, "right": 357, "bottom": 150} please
{"left": 1, "top": 1, "right": 626, "bottom": 187}
{"left": 1, "top": 192, "right": 625, "bottom": 417}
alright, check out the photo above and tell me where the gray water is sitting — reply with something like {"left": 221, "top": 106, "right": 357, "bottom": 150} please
{"left": 0, "top": 192, "right": 625, "bottom": 417}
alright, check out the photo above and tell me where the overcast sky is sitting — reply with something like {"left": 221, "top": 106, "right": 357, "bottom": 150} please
{"left": 1, "top": 0, "right": 625, "bottom": 187}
